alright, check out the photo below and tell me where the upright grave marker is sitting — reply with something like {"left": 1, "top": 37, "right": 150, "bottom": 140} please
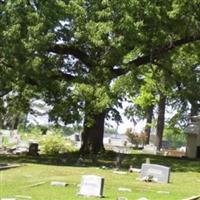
{"left": 79, "top": 175, "right": 104, "bottom": 197}
{"left": 28, "top": 142, "right": 39, "bottom": 156}
{"left": 142, "top": 144, "right": 157, "bottom": 155}
{"left": 140, "top": 164, "right": 170, "bottom": 183}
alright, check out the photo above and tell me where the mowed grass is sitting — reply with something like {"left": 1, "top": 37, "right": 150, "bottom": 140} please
{"left": 1, "top": 152, "right": 200, "bottom": 200}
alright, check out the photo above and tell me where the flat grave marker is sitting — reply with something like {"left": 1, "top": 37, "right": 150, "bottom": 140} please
{"left": 0, "top": 163, "right": 21, "bottom": 170}
{"left": 117, "top": 197, "right": 128, "bottom": 200}
{"left": 50, "top": 181, "right": 67, "bottom": 187}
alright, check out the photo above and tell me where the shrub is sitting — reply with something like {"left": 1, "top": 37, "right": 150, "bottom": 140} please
{"left": 125, "top": 128, "right": 147, "bottom": 147}
{"left": 40, "top": 134, "right": 75, "bottom": 155}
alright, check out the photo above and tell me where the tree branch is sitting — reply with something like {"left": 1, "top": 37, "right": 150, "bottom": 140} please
{"left": 49, "top": 44, "right": 95, "bottom": 68}
{"left": 130, "top": 35, "right": 200, "bottom": 65}
{"left": 0, "top": 89, "right": 11, "bottom": 98}
{"left": 1, "top": 59, "right": 77, "bottom": 84}
{"left": 50, "top": 70, "right": 76, "bottom": 82}
{"left": 112, "top": 35, "right": 200, "bottom": 76}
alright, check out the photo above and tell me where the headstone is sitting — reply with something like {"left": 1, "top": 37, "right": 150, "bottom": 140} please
{"left": 0, "top": 130, "right": 11, "bottom": 137}
{"left": 28, "top": 143, "right": 39, "bottom": 156}
{"left": 115, "top": 153, "right": 122, "bottom": 169}
{"left": 118, "top": 187, "right": 132, "bottom": 192}
{"left": 8, "top": 135, "right": 20, "bottom": 145}
{"left": 12, "top": 141, "right": 29, "bottom": 154}
{"left": 50, "top": 181, "right": 67, "bottom": 187}
{"left": 145, "top": 158, "right": 150, "bottom": 164}
{"left": 113, "top": 171, "right": 127, "bottom": 175}
{"left": 142, "top": 144, "right": 157, "bottom": 155}
{"left": 117, "top": 197, "right": 128, "bottom": 200}
{"left": 140, "top": 164, "right": 170, "bottom": 183}
{"left": 129, "top": 166, "right": 141, "bottom": 173}
{"left": 15, "top": 195, "right": 32, "bottom": 199}
{"left": 157, "top": 190, "right": 170, "bottom": 194}
{"left": 112, "top": 146, "right": 132, "bottom": 154}
{"left": 79, "top": 175, "right": 104, "bottom": 197}
{"left": 0, "top": 129, "right": 20, "bottom": 148}
{"left": 0, "top": 163, "right": 21, "bottom": 170}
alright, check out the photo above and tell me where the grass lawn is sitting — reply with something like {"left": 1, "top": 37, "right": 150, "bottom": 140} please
{"left": 1, "top": 152, "right": 200, "bottom": 200}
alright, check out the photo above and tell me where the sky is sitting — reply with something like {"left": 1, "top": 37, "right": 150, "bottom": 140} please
{"left": 105, "top": 102, "right": 146, "bottom": 134}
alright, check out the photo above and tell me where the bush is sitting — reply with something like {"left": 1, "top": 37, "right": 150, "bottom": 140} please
{"left": 40, "top": 134, "right": 75, "bottom": 155}
{"left": 125, "top": 128, "right": 147, "bottom": 147}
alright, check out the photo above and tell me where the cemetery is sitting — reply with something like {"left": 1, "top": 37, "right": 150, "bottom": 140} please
{"left": 1, "top": 131, "right": 200, "bottom": 200}
{"left": 1, "top": 1, "right": 200, "bottom": 200}
{"left": 0, "top": 119, "right": 200, "bottom": 200}
{"left": 0, "top": 113, "right": 199, "bottom": 200}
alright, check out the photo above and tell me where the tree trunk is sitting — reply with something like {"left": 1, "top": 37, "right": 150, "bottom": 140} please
{"left": 12, "top": 115, "right": 20, "bottom": 129}
{"left": 156, "top": 94, "right": 166, "bottom": 150}
{"left": 144, "top": 105, "right": 154, "bottom": 145}
{"left": 80, "top": 111, "right": 106, "bottom": 156}
{"left": 190, "top": 100, "right": 199, "bottom": 121}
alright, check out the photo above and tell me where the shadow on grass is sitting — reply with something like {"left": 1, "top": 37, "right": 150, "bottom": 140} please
{"left": 122, "top": 153, "right": 200, "bottom": 173}
{"left": 0, "top": 151, "right": 200, "bottom": 173}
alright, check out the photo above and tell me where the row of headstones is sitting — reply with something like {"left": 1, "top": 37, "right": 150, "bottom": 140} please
{"left": 79, "top": 163, "right": 170, "bottom": 198}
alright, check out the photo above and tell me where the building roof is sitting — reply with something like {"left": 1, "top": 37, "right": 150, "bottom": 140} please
{"left": 184, "top": 122, "right": 200, "bottom": 134}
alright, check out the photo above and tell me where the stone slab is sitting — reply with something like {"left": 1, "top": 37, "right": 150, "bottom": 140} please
{"left": 140, "top": 164, "right": 170, "bottom": 183}
{"left": 79, "top": 175, "right": 104, "bottom": 197}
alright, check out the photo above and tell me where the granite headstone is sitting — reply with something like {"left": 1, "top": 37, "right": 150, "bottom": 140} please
{"left": 140, "top": 164, "right": 170, "bottom": 183}
{"left": 79, "top": 175, "right": 104, "bottom": 197}
{"left": 142, "top": 144, "right": 157, "bottom": 155}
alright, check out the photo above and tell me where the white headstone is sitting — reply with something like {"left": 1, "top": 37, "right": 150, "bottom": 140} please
{"left": 142, "top": 144, "right": 157, "bottom": 155}
{"left": 79, "top": 175, "right": 104, "bottom": 197}
{"left": 117, "top": 197, "right": 128, "bottom": 200}
{"left": 0, "top": 130, "right": 11, "bottom": 137}
{"left": 118, "top": 187, "right": 132, "bottom": 192}
{"left": 50, "top": 181, "right": 67, "bottom": 187}
{"left": 112, "top": 146, "right": 132, "bottom": 154}
{"left": 8, "top": 135, "right": 20, "bottom": 145}
{"left": 140, "top": 164, "right": 170, "bottom": 183}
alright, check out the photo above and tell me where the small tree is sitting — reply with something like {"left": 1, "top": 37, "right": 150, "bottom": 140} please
{"left": 125, "top": 128, "right": 147, "bottom": 148}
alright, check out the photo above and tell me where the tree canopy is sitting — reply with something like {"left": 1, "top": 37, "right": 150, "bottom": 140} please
{"left": 0, "top": 0, "right": 200, "bottom": 153}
